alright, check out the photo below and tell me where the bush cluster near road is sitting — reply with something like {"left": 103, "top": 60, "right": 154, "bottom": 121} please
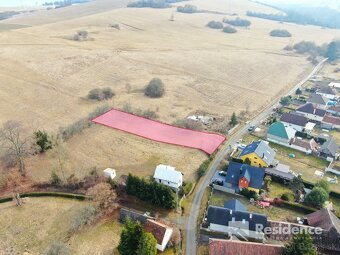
{"left": 144, "top": 78, "right": 165, "bottom": 98}
{"left": 270, "top": 29, "right": 292, "bottom": 37}
{"left": 126, "top": 174, "right": 177, "bottom": 209}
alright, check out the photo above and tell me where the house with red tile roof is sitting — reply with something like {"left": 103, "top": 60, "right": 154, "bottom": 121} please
{"left": 322, "top": 115, "right": 340, "bottom": 130}
{"left": 144, "top": 219, "right": 173, "bottom": 251}
{"left": 209, "top": 239, "right": 283, "bottom": 255}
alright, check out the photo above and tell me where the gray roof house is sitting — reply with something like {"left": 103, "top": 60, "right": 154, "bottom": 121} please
{"left": 206, "top": 205, "right": 267, "bottom": 240}
{"left": 307, "top": 94, "right": 329, "bottom": 109}
{"left": 281, "top": 112, "right": 309, "bottom": 129}
{"left": 296, "top": 103, "right": 326, "bottom": 122}
{"left": 318, "top": 137, "right": 338, "bottom": 159}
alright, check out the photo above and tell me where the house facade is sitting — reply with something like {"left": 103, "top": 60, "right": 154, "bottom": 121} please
{"left": 239, "top": 141, "right": 276, "bottom": 167}
{"left": 153, "top": 164, "right": 183, "bottom": 190}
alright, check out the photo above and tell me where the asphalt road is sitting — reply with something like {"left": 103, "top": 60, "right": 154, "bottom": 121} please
{"left": 184, "top": 59, "right": 328, "bottom": 255}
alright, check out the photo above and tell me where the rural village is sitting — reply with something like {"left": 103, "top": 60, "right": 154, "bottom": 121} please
{"left": 1, "top": 0, "right": 340, "bottom": 255}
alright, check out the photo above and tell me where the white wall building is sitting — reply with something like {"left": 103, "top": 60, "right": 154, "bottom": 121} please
{"left": 153, "top": 164, "right": 183, "bottom": 190}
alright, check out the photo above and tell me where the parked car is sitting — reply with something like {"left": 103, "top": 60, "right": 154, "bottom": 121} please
{"left": 248, "top": 125, "right": 255, "bottom": 132}
{"left": 218, "top": 171, "right": 227, "bottom": 176}
{"left": 212, "top": 178, "right": 224, "bottom": 186}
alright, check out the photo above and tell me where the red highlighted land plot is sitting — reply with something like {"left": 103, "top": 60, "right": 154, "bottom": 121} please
{"left": 92, "top": 109, "right": 226, "bottom": 155}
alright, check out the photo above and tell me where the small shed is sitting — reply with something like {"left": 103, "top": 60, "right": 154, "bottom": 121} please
{"left": 103, "top": 168, "right": 116, "bottom": 180}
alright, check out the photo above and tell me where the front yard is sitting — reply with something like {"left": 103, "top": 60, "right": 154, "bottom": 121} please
{"left": 210, "top": 190, "right": 303, "bottom": 222}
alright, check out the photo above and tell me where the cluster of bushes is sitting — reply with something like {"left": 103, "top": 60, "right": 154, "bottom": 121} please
{"left": 240, "top": 188, "right": 259, "bottom": 200}
{"left": 34, "top": 130, "right": 53, "bottom": 153}
{"left": 270, "top": 29, "right": 291, "bottom": 38}
{"left": 126, "top": 174, "right": 177, "bottom": 209}
{"left": 179, "top": 181, "right": 193, "bottom": 197}
{"left": 223, "top": 17, "right": 251, "bottom": 27}
{"left": 50, "top": 168, "right": 101, "bottom": 191}
{"left": 69, "top": 205, "right": 97, "bottom": 233}
{"left": 173, "top": 119, "right": 203, "bottom": 131}
{"left": 223, "top": 26, "right": 237, "bottom": 34}
{"left": 280, "top": 95, "right": 292, "bottom": 106}
{"left": 247, "top": 6, "right": 340, "bottom": 29}
{"left": 144, "top": 78, "right": 165, "bottom": 98}
{"left": 207, "top": 21, "right": 223, "bottom": 29}
{"left": 128, "top": 0, "right": 170, "bottom": 8}
{"left": 177, "top": 5, "right": 197, "bottom": 13}
{"left": 122, "top": 104, "right": 159, "bottom": 120}
{"left": 58, "top": 104, "right": 111, "bottom": 140}
{"left": 73, "top": 30, "right": 89, "bottom": 41}
{"left": 87, "top": 87, "right": 115, "bottom": 101}
{"left": 197, "top": 158, "right": 212, "bottom": 178}
{"left": 304, "top": 180, "right": 330, "bottom": 208}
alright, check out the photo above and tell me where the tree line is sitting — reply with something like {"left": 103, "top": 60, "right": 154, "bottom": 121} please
{"left": 126, "top": 174, "right": 177, "bottom": 209}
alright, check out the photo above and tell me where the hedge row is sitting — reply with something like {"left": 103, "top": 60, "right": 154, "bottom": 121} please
{"left": 0, "top": 192, "right": 88, "bottom": 204}
{"left": 281, "top": 200, "right": 317, "bottom": 214}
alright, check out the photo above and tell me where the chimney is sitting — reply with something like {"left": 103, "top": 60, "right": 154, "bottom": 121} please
{"left": 230, "top": 210, "right": 233, "bottom": 215}
{"left": 249, "top": 213, "right": 253, "bottom": 219}
{"left": 262, "top": 153, "right": 265, "bottom": 159}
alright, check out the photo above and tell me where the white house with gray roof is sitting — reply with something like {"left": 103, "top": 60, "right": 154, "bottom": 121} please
{"left": 153, "top": 164, "right": 183, "bottom": 190}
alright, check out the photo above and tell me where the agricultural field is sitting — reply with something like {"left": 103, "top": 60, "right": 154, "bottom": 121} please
{"left": 0, "top": 0, "right": 340, "bottom": 193}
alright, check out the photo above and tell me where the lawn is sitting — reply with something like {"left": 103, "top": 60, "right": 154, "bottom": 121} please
{"left": 0, "top": 197, "right": 87, "bottom": 254}
{"left": 210, "top": 190, "right": 303, "bottom": 222}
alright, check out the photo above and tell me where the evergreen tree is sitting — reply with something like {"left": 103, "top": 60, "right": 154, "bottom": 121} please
{"left": 35, "top": 130, "right": 52, "bottom": 153}
{"left": 326, "top": 41, "right": 339, "bottom": 61}
{"left": 295, "top": 88, "right": 302, "bottom": 95}
{"left": 229, "top": 112, "right": 238, "bottom": 126}
{"left": 137, "top": 232, "right": 157, "bottom": 255}
{"left": 283, "top": 231, "right": 317, "bottom": 255}
{"left": 118, "top": 218, "right": 144, "bottom": 255}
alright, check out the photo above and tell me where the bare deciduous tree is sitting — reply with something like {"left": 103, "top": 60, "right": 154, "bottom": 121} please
{"left": 86, "top": 183, "right": 118, "bottom": 212}
{"left": 0, "top": 121, "right": 34, "bottom": 176}
{"left": 52, "top": 138, "right": 69, "bottom": 182}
